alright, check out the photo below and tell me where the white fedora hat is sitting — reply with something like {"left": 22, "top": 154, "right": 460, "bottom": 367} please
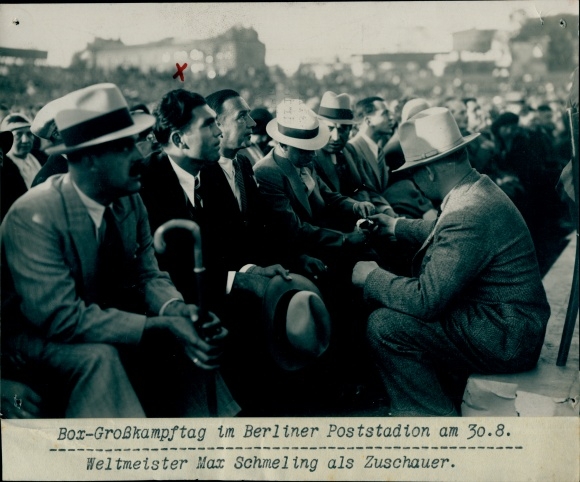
{"left": 394, "top": 107, "right": 480, "bottom": 173}
{"left": 45, "top": 83, "right": 155, "bottom": 155}
{"left": 317, "top": 91, "right": 359, "bottom": 125}
{"left": 262, "top": 273, "right": 332, "bottom": 371}
{"left": 266, "top": 99, "right": 330, "bottom": 151}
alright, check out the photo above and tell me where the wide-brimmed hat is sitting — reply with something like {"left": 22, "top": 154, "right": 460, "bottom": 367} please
{"left": 0, "top": 113, "right": 32, "bottom": 132}
{"left": 45, "top": 83, "right": 155, "bottom": 155}
{"left": 266, "top": 99, "right": 330, "bottom": 151}
{"left": 394, "top": 107, "right": 480, "bottom": 173}
{"left": 401, "top": 98, "right": 430, "bottom": 123}
{"left": 317, "top": 91, "right": 358, "bottom": 125}
{"left": 0, "top": 130, "right": 13, "bottom": 153}
{"left": 262, "top": 273, "right": 332, "bottom": 371}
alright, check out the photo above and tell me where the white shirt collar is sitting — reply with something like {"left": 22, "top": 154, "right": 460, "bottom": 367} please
{"left": 167, "top": 155, "right": 200, "bottom": 207}
{"left": 218, "top": 156, "right": 235, "bottom": 179}
{"left": 360, "top": 132, "right": 380, "bottom": 159}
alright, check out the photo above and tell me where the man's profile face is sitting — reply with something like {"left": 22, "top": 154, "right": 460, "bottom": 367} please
{"left": 91, "top": 136, "right": 146, "bottom": 197}
{"left": 321, "top": 120, "right": 352, "bottom": 154}
{"left": 180, "top": 105, "right": 222, "bottom": 164}
{"left": 217, "top": 96, "right": 256, "bottom": 151}
{"left": 366, "top": 101, "right": 394, "bottom": 136}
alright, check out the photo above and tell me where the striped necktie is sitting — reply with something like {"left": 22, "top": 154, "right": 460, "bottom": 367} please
{"left": 233, "top": 157, "right": 248, "bottom": 213}
{"left": 193, "top": 175, "right": 203, "bottom": 209}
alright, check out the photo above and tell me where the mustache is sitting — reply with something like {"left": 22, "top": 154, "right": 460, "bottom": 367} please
{"left": 128, "top": 158, "right": 146, "bottom": 177}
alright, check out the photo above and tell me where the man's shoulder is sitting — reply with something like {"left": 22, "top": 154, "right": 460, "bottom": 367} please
{"left": 253, "top": 151, "right": 278, "bottom": 174}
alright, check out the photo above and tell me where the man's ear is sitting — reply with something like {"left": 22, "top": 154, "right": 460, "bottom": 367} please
{"left": 171, "top": 132, "right": 182, "bottom": 147}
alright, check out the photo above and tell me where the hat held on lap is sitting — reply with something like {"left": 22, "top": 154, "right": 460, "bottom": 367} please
{"left": 394, "top": 107, "right": 480, "bottom": 172}
{"left": 262, "top": 274, "right": 332, "bottom": 371}
{"left": 266, "top": 99, "right": 330, "bottom": 151}
{"left": 45, "top": 83, "right": 155, "bottom": 155}
{"left": 0, "top": 130, "right": 13, "bottom": 154}
{"left": 317, "top": 91, "right": 358, "bottom": 125}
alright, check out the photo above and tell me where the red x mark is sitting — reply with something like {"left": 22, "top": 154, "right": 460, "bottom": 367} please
{"left": 173, "top": 63, "right": 188, "bottom": 82}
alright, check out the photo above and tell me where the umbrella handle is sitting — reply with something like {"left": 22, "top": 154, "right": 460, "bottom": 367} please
{"left": 153, "top": 219, "right": 210, "bottom": 328}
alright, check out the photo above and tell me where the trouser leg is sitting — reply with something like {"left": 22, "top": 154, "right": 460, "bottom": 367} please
{"left": 366, "top": 308, "right": 478, "bottom": 417}
{"left": 40, "top": 342, "right": 145, "bottom": 418}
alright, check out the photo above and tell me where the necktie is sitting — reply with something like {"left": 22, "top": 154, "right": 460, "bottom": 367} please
{"left": 193, "top": 175, "right": 203, "bottom": 209}
{"left": 233, "top": 157, "right": 248, "bottom": 213}
{"left": 97, "top": 206, "right": 125, "bottom": 308}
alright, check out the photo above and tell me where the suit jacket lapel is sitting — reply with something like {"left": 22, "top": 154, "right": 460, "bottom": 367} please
{"left": 59, "top": 176, "right": 101, "bottom": 299}
{"left": 359, "top": 136, "right": 383, "bottom": 185}
{"left": 273, "top": 153, "right": 313, "bottom": 217}
{"left": 315, "top": 150, "right": 340, "bottom": 191}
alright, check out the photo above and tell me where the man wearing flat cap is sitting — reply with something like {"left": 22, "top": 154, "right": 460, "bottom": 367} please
{"left": 1, "top": 83, "right": 238, "bottom": 418}
{"left": 352, "top": 107, "right": 550, "bottom": 416}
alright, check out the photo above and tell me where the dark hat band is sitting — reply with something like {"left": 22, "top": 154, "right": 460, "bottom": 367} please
{"left": 318, "top": 106, "right": 354, "bottom": 120}
{"left": 60, "top": 107, "right": 134, "bottom": 147}
{"left": 278, "top": 124, "right": 319, "bottom": 140}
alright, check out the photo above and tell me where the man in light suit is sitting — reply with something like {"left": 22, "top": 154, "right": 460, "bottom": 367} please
{"left": 348, "top": 96, "right": 398, "bottom": 216}
{"left": 1, "top": 84, "right": 238, "bottom": 418}
{"left": 353, "top": 107, "right": 551, "bottom": 416}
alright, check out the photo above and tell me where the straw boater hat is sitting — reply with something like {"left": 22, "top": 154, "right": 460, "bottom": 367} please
{"left": 262, "top": 273, "right": 332, "bottom": 371}
{"left": 394, "top": 106, "right": 480, "bottom": 173}
{"left": 45, "top": 83, "right": 155, "bottom": 155}
{"left": 316, "top": 91, "right": 359, "bottom": 125}
{"left": 266, "top": 99, "right": 330, "bottom": 151}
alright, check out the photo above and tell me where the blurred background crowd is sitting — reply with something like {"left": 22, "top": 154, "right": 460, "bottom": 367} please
{"left": 1, "top": 8, "right": 578, "bottom": 276}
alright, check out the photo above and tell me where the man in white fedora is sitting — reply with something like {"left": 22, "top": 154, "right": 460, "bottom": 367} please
{"left": 352, "top": 107, "right": 550, "bottom": 416}
{"left": 1, "top": 83, "right": 239, "bottom": 418}
{"left": 314, "top": 91, "right": 395, "bottom": 218}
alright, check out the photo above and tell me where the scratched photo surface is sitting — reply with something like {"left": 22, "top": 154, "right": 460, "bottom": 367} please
{"left": 0, "top": 3, "right": 578, "bottom": 479}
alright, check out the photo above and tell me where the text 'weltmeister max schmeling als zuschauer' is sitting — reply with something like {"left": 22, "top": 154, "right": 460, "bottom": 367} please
{"left": 52, "top": 421, "right": 517, "bottom": 474}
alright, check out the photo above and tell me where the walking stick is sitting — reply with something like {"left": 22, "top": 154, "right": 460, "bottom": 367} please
{"left": 153, "top": 219, "right": 218, "bottom": 415}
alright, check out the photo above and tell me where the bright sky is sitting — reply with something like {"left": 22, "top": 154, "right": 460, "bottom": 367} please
{"left": 0, "top": 1, "right": 578, "bottom": 73}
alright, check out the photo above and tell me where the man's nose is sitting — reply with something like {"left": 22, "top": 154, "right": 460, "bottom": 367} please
{"left": 330, "top": 129, "right": 339, "bottom": 141}
{"left": 247, "top": 115, "right": 256, "bottom": 129}
{"left": 213, "top": 124, "right": 222, "bottom": 137}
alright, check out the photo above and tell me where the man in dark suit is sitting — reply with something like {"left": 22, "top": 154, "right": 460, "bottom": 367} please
{"left": 1, "top": 83, "right": 238, "bottom": 418}
{"left": 353, "top": 107, "right": 551, "bottom": 416}
{"left": 140, "top": 89, "right": 294, "bottom": 413}
{"left": 314, "top": 91, "right": 395, "bottom": 217}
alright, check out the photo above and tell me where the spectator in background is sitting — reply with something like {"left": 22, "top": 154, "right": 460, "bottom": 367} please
{"left": 349, "top": 96, "right": 398, "bottom": 216}
{"left": 238, "top": 107, "right": 274, "bottom": 165}
{"left": 0, "top": 113, "right": 47, "bottom": 221}
{"left": 446, "top": 97, "right": 495, "bottom": 175}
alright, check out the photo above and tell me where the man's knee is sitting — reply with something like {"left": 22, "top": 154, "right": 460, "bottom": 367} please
{"left": 75, "top": 344, "right": 123, "bottom": 375}
{"left": 367, "top": 308, "right": 403, "bottom": 347}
